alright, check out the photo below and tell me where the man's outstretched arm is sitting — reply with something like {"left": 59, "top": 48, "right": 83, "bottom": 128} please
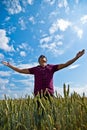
{"left": 1, "top": 61, "right": 30, "bottom": 74}
{"left": 58, "top": 49, "right": 85, "bottom": 70}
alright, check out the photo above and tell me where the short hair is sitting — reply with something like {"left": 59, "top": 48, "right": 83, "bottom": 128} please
{"left": 38, "top": 55, "right": 47, "bottom": 63}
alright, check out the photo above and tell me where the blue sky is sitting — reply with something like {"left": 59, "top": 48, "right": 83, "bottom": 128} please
{"left": 0, "top": 0, "right": 87, "bottom": 99}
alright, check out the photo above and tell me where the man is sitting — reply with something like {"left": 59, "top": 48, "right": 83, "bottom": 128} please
{"left": 2, "top": 49, "right": 85, "bottom": 97}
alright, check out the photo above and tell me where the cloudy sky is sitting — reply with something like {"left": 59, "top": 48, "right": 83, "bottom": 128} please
{"left": 0, "top": 0, "right": 87, "bottom": 99}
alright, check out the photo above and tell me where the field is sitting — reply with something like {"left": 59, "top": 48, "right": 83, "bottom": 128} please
{"left": 0, "top": 85, "right": 87, "bottom": 130}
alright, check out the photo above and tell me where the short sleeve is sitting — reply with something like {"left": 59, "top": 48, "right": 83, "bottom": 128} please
{"left": 52, "top": 64, "right": 59, "bottom": 72}
{"left": 28, "top": 67, "right": 36, "bottom": 74}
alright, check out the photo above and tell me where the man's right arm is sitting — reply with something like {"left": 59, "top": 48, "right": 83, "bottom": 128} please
{"left": 1, "top": 61, "right": 30, "bottom": 74}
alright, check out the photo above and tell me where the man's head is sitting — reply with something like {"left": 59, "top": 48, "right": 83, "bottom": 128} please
{"left": 38, "top": 55, "right": 47, "bottom": 66}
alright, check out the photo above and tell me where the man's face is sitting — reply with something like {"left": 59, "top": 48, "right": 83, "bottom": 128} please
{"left": 39, "top": 57, "right": 47, "bottom": 66}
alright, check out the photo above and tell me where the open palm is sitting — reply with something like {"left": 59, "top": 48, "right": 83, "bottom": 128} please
{"left": 1, "top": 61, "right": 10, "bottom": 66}
{"left": 76, "top": 49, "right": 85, "bottom": 58}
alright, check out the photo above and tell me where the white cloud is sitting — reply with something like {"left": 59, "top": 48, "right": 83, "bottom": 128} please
{"left": 9, "top": 83, "right": 16, "bottom": 87}
{"left": 80, "top": 15, "right": 87, "bottom": 24}
{"left": 13, "top": 93, "right": 18, "bottom": 98}
{"left": 0, "top": 71, "right": 11, "bottom": 77}
{"left": 8, "top": 26, "right": 16, "bottom": 34}
{"left": 55, "top": 19, "right": 71, "bottom": 31}
{"left": 5, "top": 16, "right": 10, "bottom": 21}
{"left": 15, "top": 79, "right": 33, "bottom": 87}
{"left": 55, "top": 84, "right": 87, "bottom": 97}
{"left": 0, "top": 29, "right": 14, "bottom": 52}
{"left": 19, "top": 43, "right": 28, "bottom": 49}
{"left": 49, "top": 19, "right": 71, "bottom": 34}
{"left": 3, "top": 0, "right": 35, "bottom": 15}
{"left": 0, "top": 53, "right": 4, "bottom": 60}
{"left": 68, "top": 64, "right": 80, "bottom": 70}
{"left": 20, "top": 51, "right": 26, "bottom": 57}
{"left": 39, "top": 20, "right": 45, "bottom": 24}
{"left": 18, "top": 42, "right": 33, "bottom": 53}
{"left": 18, "top": 17, "right": 26, "bottom": 30}
{"left": 29, "top": 16, "right": 35, "bottom": 24}
{"left": 40, "top": 41, "right": 64, "bottom": 56}
{"left": 4, "top": 0, "right": 22, "bottom": 14}
{"left": 58, "top": 0, "right": 69, "bottom": 13}
{"left": 40, "top": 34, "right": 64, "bottom": 56}
{"left": 74, "top": 26, "right": 83, "bottom": 39}
{"left": 3, "top": 0, "right": 34, "bottom": 15}
{"left": 0, "top": 78, "right": 9, "bottom": 90}
{"left": 63, "top": 0, "right": 68, "bottom": 8}
{"left": 54, "top": 34, "right": 63, "bottom": 41}
{"left": 40, "top": 34, "right": 63, "bottom": 44}
{"left": 58, "top": 0, "right": 65, "bottom": 8}
{"left": 75, "top": 0, "right": 79, "bottom": 4}
{"left": 17, "top": 62, "right": 38, "bottom": 68}
{"left": 44, "top": 0, "right": 55, "bottom": 5}
{"left": 27, "top": 0, "right": 34, "bottom": 5}
{"left": 70, "top": 85, "right": 87, "bottom": 96}
{"left": 40, "top": 36, "right": 52, "bottom": 44}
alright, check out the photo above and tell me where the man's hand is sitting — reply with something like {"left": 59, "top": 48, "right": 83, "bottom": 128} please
{"left": 1, "top": 61, "right": 10, "bottom": 67}
{"left": 76, "top": 49, "right": 85, "bottom": 59}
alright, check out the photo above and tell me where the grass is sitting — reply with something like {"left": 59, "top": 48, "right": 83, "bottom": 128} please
{"left": 0, "top": 84, "right": 87, "bottom": 130}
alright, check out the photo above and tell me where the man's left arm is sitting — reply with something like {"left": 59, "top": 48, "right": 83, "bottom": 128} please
{"left": 57, "top": 49, "right": 85, "bottom": 70}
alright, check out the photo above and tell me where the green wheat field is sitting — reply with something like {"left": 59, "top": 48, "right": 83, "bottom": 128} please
{"left": 0, "top": 84, "right": 87, "bottom": 130}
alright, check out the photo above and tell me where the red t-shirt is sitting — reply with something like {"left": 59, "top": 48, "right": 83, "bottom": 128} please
{"left": 28, "top": 64, "right": 58, "bottom": 96}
